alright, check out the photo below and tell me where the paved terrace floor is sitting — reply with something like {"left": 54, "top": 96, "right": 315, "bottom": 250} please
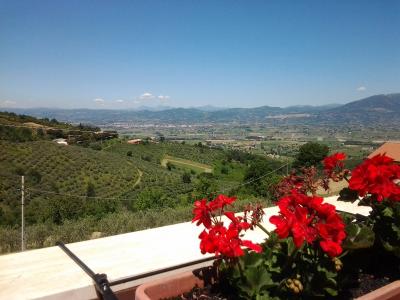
{"left": 0, "top": 196, "right": 371, "bottom": 300}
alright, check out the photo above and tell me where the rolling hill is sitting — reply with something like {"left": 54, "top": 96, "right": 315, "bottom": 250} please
{"left": 315, "top": 93, "right": 400, "bottom": 125}
{"left": 4, "top": 93, "right": 399, "bottom": 126}
{"left": 330, "top": 93, "right": 400, "bottom": 114}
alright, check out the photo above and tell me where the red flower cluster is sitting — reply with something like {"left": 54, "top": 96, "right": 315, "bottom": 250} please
{"left": 192, "top": 194, "right": 262, "bottom": 257}
{"left": 323, "top": 153, "right": 347, "bottom": 180}
{"left": 323, "top": 153, "right": 346, "bottom": 172}
{"left": 349, "top": 154, "right": 400, "bottom": 202}
{"left": 269, "top": 191, "right": 346, "bottom": 257}
{"left": 192, "top": 194, "right": 235, "bottom": 228}
{"left": 274, "top": 167, "right": 320, "bottom": 198}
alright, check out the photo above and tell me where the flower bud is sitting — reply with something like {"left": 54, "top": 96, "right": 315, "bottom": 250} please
{"left": 333, "top": 258, "right": 343, "bottom": 271}
{"left": 293, "top": 279, "right": 303, "bottom": 291}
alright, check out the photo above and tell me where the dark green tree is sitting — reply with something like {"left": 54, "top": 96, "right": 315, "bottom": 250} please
{"left": 244, "top": 158, "right": 283, "bottom": 197}
{"left": 166, "top": 162, "right": 175, "bottom": 171}
{"left": 182, "top": 172, "right": 191, "bottom": 183}
{"left": 86, "top": 182, "right": 96, "bottom": 198}
{"left": 28, "top": 169, "right": 42, "bottom": 184}
{"left": 194, "top": 173, "right": 218, "bottom": 199}
{"left": 293, "top": 142, "right": 329, "bottom": 168}
{"left": 221, "top": 166, "right": 229, "bottom": 174}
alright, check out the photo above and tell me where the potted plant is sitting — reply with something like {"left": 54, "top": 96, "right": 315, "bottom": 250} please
{"left": 135, "top": 153, "right": 400, "bottom": 300}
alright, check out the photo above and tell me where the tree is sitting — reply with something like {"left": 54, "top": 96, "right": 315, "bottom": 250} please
{"left": 244, "top": 158, "right": 283, "bottom": 197}
{"left": 293, "top": 142, "right": 329, "bottom": 168}
{"left": 221, "top": 166, "right": 229, "bottom": 174}
{"left": 182, "top": 172, "right": 191, "bottom": 183}
{"left": 133, "top": 187, "right": 167, "bottom": 211}
{"left": 86, "top": 182, "right": 96, "bottom": 198}
{"left": 14, "top": 165, "right": 26, "bottom": 176}
{"left": 194, "top": 173, "right": 218, "bottom": 199}
{"left": 28, "top": 169, "right": 42, "bottom": 184}
{"left": 36, "top": 128, "right": 45, "bottom": 138}
{"left": 166, "top": 162, "right": 175, "bottom": 171}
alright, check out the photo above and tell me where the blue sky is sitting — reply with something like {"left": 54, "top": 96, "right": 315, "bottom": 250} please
{"left": 0, "top": 0, "right": 399, "bottom": 109}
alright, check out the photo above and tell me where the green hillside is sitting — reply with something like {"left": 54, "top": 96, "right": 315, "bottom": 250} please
{"left": 0, "top": 129, "right": 286, "bottom": 253}
{"left": 0, "top": 140, "right": 140, "bottom": 225}
{"left": 0, "top": 139, "right": 248, "bottom": 227}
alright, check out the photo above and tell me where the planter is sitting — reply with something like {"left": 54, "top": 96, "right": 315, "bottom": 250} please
{"left": 135, "top": 269, "right": 400, "bottom": 300}
{"left": 135, "top": 267, "right": 215, "bottom": 300}
{"left": 356, "top": 280, "right": 400, "bottom": 300}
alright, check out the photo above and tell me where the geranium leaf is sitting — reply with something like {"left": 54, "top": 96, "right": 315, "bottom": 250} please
{"left": 382, "top": 207, "right": 394, "bottom": 218}
{"left": 324, "top": 287, "right": 338, "bottom": 296}
{"left": 343, "top": 223, "right": 375, "bottom": 249}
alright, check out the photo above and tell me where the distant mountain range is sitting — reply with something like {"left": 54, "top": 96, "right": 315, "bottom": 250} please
{"left": 3, "top": 93, "right": 400, "bottom": 126}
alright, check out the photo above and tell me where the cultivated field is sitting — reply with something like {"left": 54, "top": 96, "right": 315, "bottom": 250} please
{"left": 161, "top": 155, "right": 213, "bottom": 173}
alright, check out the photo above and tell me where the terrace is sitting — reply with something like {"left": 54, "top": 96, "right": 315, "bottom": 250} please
{"left": 0, "top": 196, "right": 371, "bottom": 300}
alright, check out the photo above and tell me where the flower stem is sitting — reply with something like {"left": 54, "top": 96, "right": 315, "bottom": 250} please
{"left": 257, "top": 223, "right": 271, "bottom": 236}
{"left": 237, "top": 260, "right": 246, "bottom": 283}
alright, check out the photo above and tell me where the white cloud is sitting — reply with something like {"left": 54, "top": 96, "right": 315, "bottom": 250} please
{"left": 158, "top": 95, "right": 170, "bottom": 101}
{"left": 133, "top": 100, "right": 141, "bottom": 104}
{"left": 357, "top": 86, "right": 366, "bottom": 91}
{"left": 0, "top": 100, "right": 17, "bottom": 107}
{"left": 116, "top": 99, "right": 124, "bottom": 103}
{"left": 93, "top": 98, "right": 105, "bottom": 104}
{"left": 139, "top": 92, "right": 155, "bottom": 100}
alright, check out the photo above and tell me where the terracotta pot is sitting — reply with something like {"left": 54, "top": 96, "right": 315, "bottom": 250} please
{"left": 356, "top": 280, "right": 400, "bottom": 300}
{"left": 135, "top": 268, "right": 400, "bottom": 300}
{"left": 135, "top": 272, "right": 202, "bottom": 300}
{"left": 135, "top": 267, "right": 215, "bottom": 300}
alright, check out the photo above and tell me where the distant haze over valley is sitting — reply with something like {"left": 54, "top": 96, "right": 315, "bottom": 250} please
{"left": 2, "top": 93, "right": 400, "bottom": 127}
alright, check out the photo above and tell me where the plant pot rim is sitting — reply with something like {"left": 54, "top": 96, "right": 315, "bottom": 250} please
{"left": 356, "top": 280, "right": 400, "bottom": 300}
{"left": 135, "top": 269, "right": 400, "bottom": 300}
{"left": 135, "top": 271, "right": 205, "bottom": 300}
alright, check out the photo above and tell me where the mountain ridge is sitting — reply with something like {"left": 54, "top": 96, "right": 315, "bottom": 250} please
{"left": 2, "top": 93, "right": 399, "bottom": 126}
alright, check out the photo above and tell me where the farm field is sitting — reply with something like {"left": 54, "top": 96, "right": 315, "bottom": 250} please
{"left": 161, "top": 155, "right": 213, "bottom": 173}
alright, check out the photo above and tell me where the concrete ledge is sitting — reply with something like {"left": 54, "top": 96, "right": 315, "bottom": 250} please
{"left": 0, "top": 196, "right": 371, "bottom": 300}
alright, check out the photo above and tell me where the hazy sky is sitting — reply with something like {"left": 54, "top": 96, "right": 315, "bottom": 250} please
{"left": 0, "top": 0, "right": 399, "bottom": 109}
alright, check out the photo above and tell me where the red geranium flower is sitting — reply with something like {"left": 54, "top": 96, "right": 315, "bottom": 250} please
{"left": 269, "top": 191, "right": 346, "bottom": 257}
{"left": 320, "top": 240, "right": 343, "bottom": 258}
{"left": 323, "top": 152, "right": 348, "bottom": 183}
{"left": 323, "top": 152, "right": 346, "bottom": 172}
{"left": 349, "top": 154, "right": 400, "bottom": 201}
{"left": 192, "top": 199, "right": 212, "bottom": 228}
{"left": 209, "top": 194, "right": 236, "bottom": 211}
{"left": 194, "top": 194, "right": 262, "bottom": 258}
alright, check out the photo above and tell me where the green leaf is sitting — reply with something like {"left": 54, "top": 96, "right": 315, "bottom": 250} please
{"left": 392, "top": 224, "right": 400, "bottom": 239}
{"left": 381, "top": 239, "right": 400, "bottom": 258}
{"left": 243, "top": 266, "right": 276, "bottom": 296}
{"left": 255, "top": 293, "right": 272, "bottom": 300}
{"left": 382, "top": 207, "right": 394, "bottom": 218}
{"left": 317, "top": 265, "right": 336, "bottom": 279}
{"left": 324, "top": 287, "right": 338, "bottom": 296}
{"left": 343, "top": 223, "right": 375, "bottom": 250}
{"left": 242, "top": 251, "right": 263, "bottom": 268}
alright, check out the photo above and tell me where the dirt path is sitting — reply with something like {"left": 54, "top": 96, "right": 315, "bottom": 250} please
{"left": 126, "top": 160, "right": 143, "bottom": 187}
{"left": 133, "top": 169, "right": 143, "bottom": 187}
